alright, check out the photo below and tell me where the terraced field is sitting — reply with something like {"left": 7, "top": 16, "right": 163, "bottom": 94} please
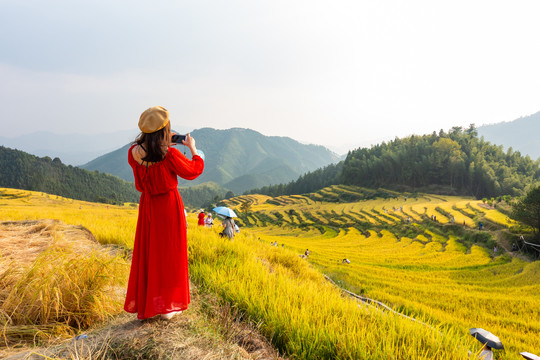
{"left": 2, "top": 186, "right": 538, "bottom": 359}
{"left": 225, "top": 185, "right": 540, "bottom": 358}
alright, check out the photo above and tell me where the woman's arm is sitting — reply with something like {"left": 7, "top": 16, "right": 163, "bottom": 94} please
{"left": 168, "top": 146, "right": 204, "bottom": 180}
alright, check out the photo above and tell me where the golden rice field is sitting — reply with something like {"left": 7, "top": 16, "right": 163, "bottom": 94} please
{"left": 0, "top": 188, "right": 138, "bottom": 247}
{"left": 225, "top": 185, "right": 540, "bottom": 359}
{"left": 1, "top": 186, "right": 539, "bottom": 359}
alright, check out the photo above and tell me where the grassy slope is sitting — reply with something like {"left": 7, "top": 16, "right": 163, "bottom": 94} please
{"left": 1, "top": 187, "right": 539, "bottom": 359}
{"left": 0, "top": 211, "right": 281, "bottom": 359}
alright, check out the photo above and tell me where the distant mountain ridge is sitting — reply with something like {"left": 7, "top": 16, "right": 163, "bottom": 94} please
{"left": 477, "top": 111, "right": 540, "bottom": 160}
{"left": 0, "top": 130, "right": 137, "bottom": 166}
{"left": 81, "top": 127, "right": 339, "bottom": 194}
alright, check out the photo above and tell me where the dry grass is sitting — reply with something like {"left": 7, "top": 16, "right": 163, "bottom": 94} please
{"left": 0, "top": 218, "right": 285, "bottom": 360}
{"left": 3, "top": 285, "right": 285, "bottom": 360}
{"left": 0, "top": 220, "right": 129, "bottom": 347}
{"left": 0, "top": 220, "right": 100, "bottom": 266}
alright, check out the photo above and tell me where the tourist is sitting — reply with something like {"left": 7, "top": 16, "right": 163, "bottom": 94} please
{"left": 198, "top": 209, "right": 205, "bottom": 226}
{"left": 205, "top": 213, "right": 213, "bottom": 228}
{"left": 124, "top": 106, "right": 204, "bottom": 320}
{"left": 222, "top": 216, "right": 236, "bottom": 239}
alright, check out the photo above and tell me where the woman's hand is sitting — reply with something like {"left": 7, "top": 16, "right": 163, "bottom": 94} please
{"left": 182, "top": 133, "right": 198, "bottom": 156}
{"left": 169, "top": 132, "right": 176, "bottom": 146}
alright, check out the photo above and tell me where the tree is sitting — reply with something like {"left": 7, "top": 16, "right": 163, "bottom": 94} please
{"left": 466, "top": 123, "right": 478, "bottom": 137}
{"left": 431, "top": 138, "right": 464, "bottom": 188}
{"left": 239, "top": 200, "right": 253, "bottom": 213}
{"left": 512, "top": 186, "right": 540, "bottom": 238}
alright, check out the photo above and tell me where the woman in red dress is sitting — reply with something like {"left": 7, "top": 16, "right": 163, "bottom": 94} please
{"left": 124, "top": 106, "right": 204, "bottom": 320}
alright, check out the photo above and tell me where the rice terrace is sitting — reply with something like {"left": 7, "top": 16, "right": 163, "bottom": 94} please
{"left": 0, "top": 185, "right": 538, "bottom": 359}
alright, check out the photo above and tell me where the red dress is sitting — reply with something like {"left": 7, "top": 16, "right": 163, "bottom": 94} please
{"left": 124, "top": 145, "right": 204, "bottom": 319}
{"left": 198, "top": 212, "right": 205, "bottom": 226}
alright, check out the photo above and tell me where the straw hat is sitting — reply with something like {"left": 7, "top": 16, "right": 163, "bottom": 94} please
{"left": 139, "top": 106, "right": 169, "bottom": 133}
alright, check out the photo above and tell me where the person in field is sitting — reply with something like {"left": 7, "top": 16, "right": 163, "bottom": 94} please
{"left": 205, "top": 213, "right": 214, "bottom": 228}
{"left": 124, "top": 106, "right": 204, "bottom": 320}
{"left": 222, "top": 216, "right": 236, "bottom": 239}
{"left": 197, "top": 209, "right": 206, "bottom": 226}
{"left": 478, "top": 344, "right": 494, "bottom": 360}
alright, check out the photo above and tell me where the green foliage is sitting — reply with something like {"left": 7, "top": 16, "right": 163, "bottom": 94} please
{"left": 342, "top": 127, "right": 539, "bottom": 198}
{"left": 511, "top": 186, "right": 540, "bottom": 238}
{"left": 248, "top": 162, "right": 343, "bottom": 197}
{"left": 454, "top": 228, "right": 495, "bottom": 249}
{"left": 178, "top": 181, "right": 229, "bottom": 209}
{"left": 0, "top": 146, "right": 139, "bottom": 204}
{"left": 238, "top": 200, "right": 252, "bottom": 213}
{"left": 80, "top": 144, "right": 134, "bottom": 183}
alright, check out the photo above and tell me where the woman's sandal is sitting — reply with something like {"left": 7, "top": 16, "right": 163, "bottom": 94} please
{"left": 160, "top": 310, "right": 183, "bottom": 320}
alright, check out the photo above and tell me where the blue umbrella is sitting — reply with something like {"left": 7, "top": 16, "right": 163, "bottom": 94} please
{"left": 213, "top": 206, "right": 237, "bottom": 218}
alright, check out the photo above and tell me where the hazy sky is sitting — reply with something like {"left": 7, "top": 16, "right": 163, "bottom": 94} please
{"left": 1, "top": 0, "right": 539, "bottom": 153}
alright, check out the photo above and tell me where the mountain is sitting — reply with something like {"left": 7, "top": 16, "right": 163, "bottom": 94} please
{"left": 0, "top": 146, "right": 139, "bottom": 204}
{"left": 477, "top": 111, "right": 540, "bottom": 160}
{"left": 250, "top": 127, "right": 540, "bottom": 199}
{"left": 81, "top": 128, "right": 340, "bottom": 194}
{"left": 0, "top": 130, "right": 138, "bottom": 166}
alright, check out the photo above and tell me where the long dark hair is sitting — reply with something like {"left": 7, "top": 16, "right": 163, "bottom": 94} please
{"left": 134, "top": 122, "right": 170, "bottom": 163}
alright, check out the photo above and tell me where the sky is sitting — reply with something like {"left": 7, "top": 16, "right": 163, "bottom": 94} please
{"left": 1, "top": 0, "right": 539, "bottom": 154}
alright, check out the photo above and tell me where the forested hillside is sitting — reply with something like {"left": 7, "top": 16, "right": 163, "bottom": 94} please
{"left": 81, "top": 144, "right": 133, "bottom": 183}
{"left": 0, "top": 146, "right": 139, "bottom": 204}
{"left": 178, "top": 181, "right": 232, "bottom": 210}
{"left": 250, "top": 126, "right": 540, "bottom": 199}
{"left": 81, "top": 128, "right": 339, "bottom": 194}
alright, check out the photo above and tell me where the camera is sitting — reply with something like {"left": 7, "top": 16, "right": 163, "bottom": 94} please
{"left": 171, "top": 134, "right": 186, "bottom": 143}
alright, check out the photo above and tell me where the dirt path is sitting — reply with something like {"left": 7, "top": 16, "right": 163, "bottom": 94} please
{"left": 492, "top": 229, "right": 532, "bottom": 262}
